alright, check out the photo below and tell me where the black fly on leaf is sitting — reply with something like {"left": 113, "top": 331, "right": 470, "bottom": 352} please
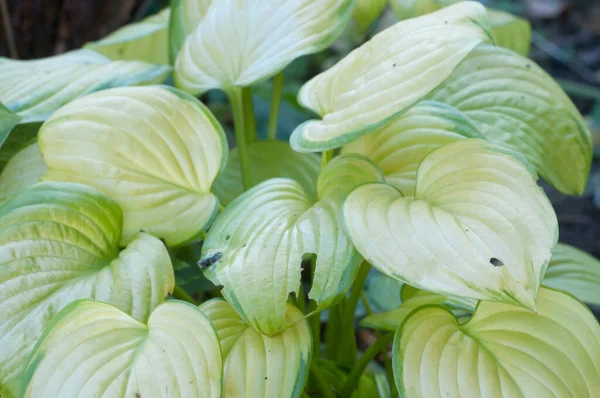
{"left": 198, "top": 253, "right": 222, "bottom": 269}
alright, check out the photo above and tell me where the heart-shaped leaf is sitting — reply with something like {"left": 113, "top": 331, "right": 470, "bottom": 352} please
{"left": 39, "top": 85, "right": 227, "bottom": 246}
{"left": 203, "top": 155, "right": 383, "bottom": 335}
{"left": 290, "top": 2, "right": 491, "bottom": 152}
{"left": 174, "top": 0, "right": 355, "bottom": 95}
{"left": 393, "top": 287, "right": 600, "bottom": 397}
{"left": 200, "top": 299, "right": 311, "bottom": 398}
{"left": 0, "top": 182, "right": 174, "bottom": 398}
{"left": 353, "top": 0, "right": 388, "bottom": 34}
{"left": 213, "top": 140, "right": 320, "bottom": 206}
{"left": 85, "top": 8, "right": 171, "bottom": 64}
{"left": 429, "top": 44, "right": 591, "bottom": 195}
{"left": 543, "top": 243, "right": 600, "bottom": 307}
{"left": 0, "top": 142, "right": 46, "bottom": 203}
{"left": 343, "top": 139, "right": 558, "bottom": 310}
{"left": 342, "top": 100, "right": 482, "bottom": 196}
{"left": 22, "top": 300, "right": 222, "bottom": 398}
{"left": 390, "top": 0, "right": 531, "bottom": 55}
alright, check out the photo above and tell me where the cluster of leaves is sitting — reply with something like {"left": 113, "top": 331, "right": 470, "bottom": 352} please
{"left": 0, "top": 0, "right": 599, "bottom": 397}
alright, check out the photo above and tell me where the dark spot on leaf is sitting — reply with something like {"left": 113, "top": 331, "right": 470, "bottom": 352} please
{"left": 393, "top": 63, "right": 397, "bottom": 67}
{"left": 225, "top": 235, "right": 230, "bottom": 241}
{"left": 198, "top": 253, "right": 222, "bottom": 269}
{"left": 490, "top": 257, "right": 504, "bottom": 267}
{"left": 465, "top": 229, "right": 469, "bottom": 232}
{"left": 135, "top": 394, "right": 141, "bottom": 398}
{"left": 444, "top": 20, "right": 448, "bottom": 24}
{"left": 526, "top": 64, "right": 531, "bottom": 68}
{"left": 265, "top": 377, "right": 268, "bottom": 380}
{"left": 242, "top": 243, "right": 247, "bottom": 248}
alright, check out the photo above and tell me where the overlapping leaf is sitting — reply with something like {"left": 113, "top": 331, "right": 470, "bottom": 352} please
{"left": 290, "top": 2, "right": 491, "bottom": 152}
{"left": 39, "top": 85, "right": 227, "bottom": 246}
{"left": 174, "top": 0, "right": 355, "bottom": 95}
{"left": 353, "top": 0, "right": 387, "bottom": 34}
{"left": 343, "top": 139, "right": 558, "bottom": 310}
{"left": 342, "top": 100, "right": 482, "bottom": 196}
{"left": 213, "top": 140, "right": 320, "bottom": 206}
{"left": 0, "top": 182, "right": 174, "bottom": 398}
{"left": 22, "top": 300, "right": 222, "bottom": 398}
{"left": 0, "top": 102, "right": 21, "bottom": 153}
{"left": 429, "top": 44, "right": 591, "bottom": 195}
{"left": 85, "top": 8, "right": 171, "bottom": 64}
{"left": 393, "top": 288, "right": 600, "bottom": 397}
{"left": 169, "top": 0, "right": 213, "bottom": 62}
{"left": 0, "top": 143, "right": 46, "bottom": 203}
{"left": 544, "top": 243, "right": 600, "bottom": 307}
{"left": 202, "top": 155, "right": 384, "bottom": 335}
{"left": 200, "top": 299, "right": 311, "bottom": 397}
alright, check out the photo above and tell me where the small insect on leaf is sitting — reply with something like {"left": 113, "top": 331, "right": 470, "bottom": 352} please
{"left": 198, "top": 253, "right": 222, "bottom": 270}
{"left": 490, "top": 257, "right": 504, "bottom": 267}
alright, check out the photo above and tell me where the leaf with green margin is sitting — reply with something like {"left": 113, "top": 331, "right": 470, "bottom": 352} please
{"left": 39, "top": 85, "right": 227, "bottom": 247}
{"left": 308, "top": 359, "right": 378, "bottom": 397}
{"left": 202, "top": 155, "right": 384, "bottom": 335}
{"left": 0, "top": 142, "right": 46, "bottom": 203}
{"left": 0, "top": 102, "right": 22, "bottom": 151}
{"left": 200, "top": 298, "right": 311, "bottom": 398}
{"left": 289, "top": 2, "right": 492, "bottom": 153}
{"left": 213, "top": 140, "right": 320, "bottom": 206}
{"left": 168, "top": 0, "right": 213, "bottom": 63}
{"left": 389, "top": 0, "right": 531, "bottom": 56}
{"left": 174, "top": 0, "right": 355, "bottom": 95}
{"left": 0, "top": 182, "right": 174, "bottom": 398}
{"left": 22, "top": 300, "right": 222, "bottom": 398}
{"left": 85, "top": 8, "right": 171, "bottom": 64}
{"left": 543, "top": 243, "right": 600, "bottom": 307}
{"left": 343, "top": 139, "right": 558, "bottom": 311}
{"left": 361, "top": 285, "right": 476, "bottom": 332}
{"left": 353, "top": 0, "right": 387, "bottom": 34}
{"left": 0, "top": 121, "right": 41, "bottom": 170}
{"left": 393, "top": 287, "right": 600, "bottom": 397}
{"left": 429, "top": 43, "right": 591, "bottom": 195}
{"left": 342, "top": 100, "right": 482, "bottom": 196}
{"left": 0, "top": 49, "right": 171, "bottom": 124}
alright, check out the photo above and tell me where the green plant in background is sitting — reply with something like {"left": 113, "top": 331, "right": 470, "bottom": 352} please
{"left": 0, "top": 0, "right": 598, "bottom": 397}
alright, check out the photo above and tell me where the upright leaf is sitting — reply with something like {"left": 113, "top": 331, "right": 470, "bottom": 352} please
{"left": 23, "top": 300, "right": 222, "bottom": 398}
{"left": 342, "top": 100, "right": 482, "bottom": 196}
{"left": 85, "top": 8, "right": 171, "bottom": 64}
{"left": 0, "top": 182, "right": 174, "bottom": 398}
{"left": 429, "top": 44, "right": 591, "bottom": 195}
{"left": 202, "top": 155, "right": 384, "bottom": 335}
{"left": 393, "top": 288, "right": 600, "bottom": 397}
{"left": 201, "top": 299, "right": 311, "bottom": 398}
{"left": 343, "top": 139, "right": 558, "bottom": 310}
{"left": 169, "top": 0, "right": 213, "bottom": 62}
{"left": 290, "top": 2, "right": 491, "bottom": 152}
{"left": 39, "top": 85, "right": 227, "bottom": 246}
{"left": 0, "top": 143, "right": 46, "bottom": 203}
{"left": 174, "top": 0, "right": 355, "bottom": 95}
{"left": 353, "top": 0, "right": 387, "bottom": 34}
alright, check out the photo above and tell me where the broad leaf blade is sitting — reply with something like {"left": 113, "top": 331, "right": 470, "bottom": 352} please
{"left": 39, "top": 85, "right": 227, "bottom": 246}
{"left": 343, "top": 139, "right": 558, "bottom": 310}
{"left": 290, "top": 2, "right": 491, "bottom": 152}
{"left": 169, "top": 0, "right": 213, "bottom": 62}
{"left": 342, "top": 100, "right": 482, "bottom": 196}
{"left": 85, "top": 8, "right": 171, "bottom": 64}
{"left": 0, "top": 182, "right": 174, "bottom": 398}
{"left": 23, "top": 300, "right": 222, "bottom": 398}
{"left": 0, "top": 143, "right": 47, "bottom": 203}
{"left": 393, "top": 288, "right": 600, "bottom": 397}
{"left": 543, "top": 243, "right": 600, "bottom": 307}
{"left": 203, "top": 155, "right": 383, "bottom": 335}
{"left": 429, "top": 44, "right": 591, "bottom": 195}
{"left": 174, "top": 0, "right": 355, "bottom": 95}
{"left": 201, "top": 299, "right": 311, "bottom": 398}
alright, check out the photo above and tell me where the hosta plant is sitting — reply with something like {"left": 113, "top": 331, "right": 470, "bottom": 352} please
{"left": 0, "top": 1, "right": 598, "bottom": 397}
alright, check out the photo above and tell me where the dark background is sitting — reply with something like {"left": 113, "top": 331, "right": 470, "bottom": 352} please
{"left": 1, "top": 0, "right": 599, "bottom": 257}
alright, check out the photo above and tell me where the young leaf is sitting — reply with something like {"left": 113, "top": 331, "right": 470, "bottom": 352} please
{"left": 22, "top": 300, "right": 222, "bottom": 398}
{"left": 200, "top": 299, "right": 311, "bottom": 398}
{"left": 213, "top": 140, "right": 320, "bottom": 206}
{"left": 39, "top": 85, "right": 227, "bottom": 246}
{"left": 353, "top": 0, "right": 387, "bottom": 34}
{"left": 0, "top": 143, "right": 46, "bottom": 203}
{"left": 290, "top": 2, "right": 492, "bottom": 152}
{"left": 85, "top": 8, "right": 171, "bottom": 64}
{"left": 342, "top": 100, "right": 482, "bottom": 196}
{"left": 393, "top": 288, "right": 600, "bottom": 397}
{"left": 342, "top": 139, "right": 558, "bottom": 310}
{"left": 365, "top": 270, "right": 404, "bottom": 312}
{"left": 543, "top": 243, "right": 600, "bottom": 307}
{"left": 0, "top": 182, "right": 174, "bottom": 398}
{"left": 0, "top": 49, "right": 171, "bottom": 124}
{"left": 429, "top": 44, "right": 591, "bottom": 195}
{"left": 169, "top": 0, "right": 213, "bottom": 62}
{"left": 202, "top": 155, "right": 384, "bottom": 335}
{"left": 174, "top": 0, "right": 355, "bottom": 95}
